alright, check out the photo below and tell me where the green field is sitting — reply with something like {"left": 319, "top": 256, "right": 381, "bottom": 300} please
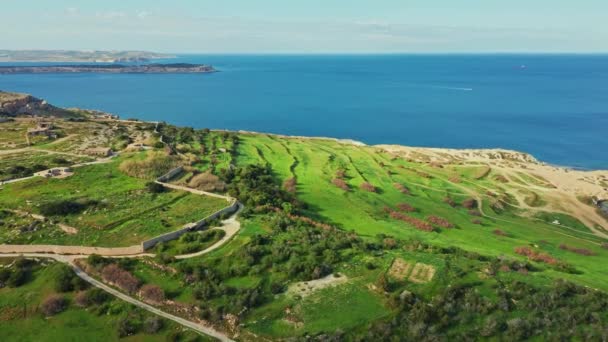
{"left": 0, "top": 155, "right": 227, "bottom": 247}
{"left": 1, "top": 116, "right": 608, "bottom": 341}
{"left": 0, "top": 260, "right": 211, "bottom": 342}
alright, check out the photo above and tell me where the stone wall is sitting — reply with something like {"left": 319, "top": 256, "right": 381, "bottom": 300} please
{"left": 0, "top": 244, "right": 143, "bottom": 256}
{"left": 141, "top": 201, "right": 239, "bottom": 250}
{"left": 157, "top": 166, "right": 184, "bottom": 183}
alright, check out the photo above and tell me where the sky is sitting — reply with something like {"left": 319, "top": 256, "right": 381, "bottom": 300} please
{"left": 1, "top": 0, "right": 606, "bottom": 53}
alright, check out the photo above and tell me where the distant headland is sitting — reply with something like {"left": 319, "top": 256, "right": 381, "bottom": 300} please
{"left": 0, "top": 50, "right": 174, "bottom": 63}
{"left": 0, "top": 63, "right": 216, "bottom": 74}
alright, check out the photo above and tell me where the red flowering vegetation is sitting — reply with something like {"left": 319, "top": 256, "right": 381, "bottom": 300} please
{"left": 471, "top": 219, "right": 483, "bottom": 225}
{"left": 360, "top": 182, "right": 377, "bottom": 193}
{"left": 332, "top": 178, "right": 349, "bottom": 191}
{"left": 514, "top": 246, "right": 559, "bottom": 265}
{"left": 101, "top": 264, "right": 140, "bottom": 294}
{"left": 140, "top": 284, "right": 165, "bottom": 303}
{"left": 393, "top": 183, "right": 410, "bottom": 195}
{"left": 283, "top": 177, "right": 297, "bottom": 193}
{"left": 443, "top": 197, "right": 456, "bottom": 207}
{"left": 335, "top": 169, "right": 346, "bottom": 179}
{"left": 493, "top": 229, "right": 508, "bottom": 237}
{"left": 396, "top": 203, "right": 416, "bottom": 212}
{"left": 271, "top": 207, "right": 335, "bottom": 231}
{"left": 389, "top": 211, "right": 434, "bottom": 232}
{"left": 426, "top": 215, "right": 454, "bottom": 229}
{"left": 462, "top": 198, "right": 478, "bottom": 209}
{"left": 559, "top": 244, "right": 596, "bottom": 256}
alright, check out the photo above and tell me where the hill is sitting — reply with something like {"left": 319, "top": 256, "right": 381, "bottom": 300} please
{"left": 1, "top": 93, "right": 607, "bottom": 341}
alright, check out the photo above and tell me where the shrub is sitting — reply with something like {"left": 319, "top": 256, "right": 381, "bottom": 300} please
{"left": 140, "top": 284, "right": 165, "bottom": 303}
{"left": 335, "top": 169, "right": 346, "bottom": 179}
{"left": 443, "top": 197, "right": 456, "bottom": 207}
{"left": 7, "top": 268, "right": 27, "bottom": 287}
{"left": 360, "top": 182, "right": 377, "bottom": 193}
{"left": 283, "top": 177, "right": 297, "bottom": 193}
{"left": 101, "top": 264, "right": 140, "bottom": 293}
{"left": 119, "top": 152, "right": 180, "bottom": 179}
{"left": 117, "top": 317, "right": 140, "bottom": 337}
{"left": 143, "top": 316, "right": 164, "bottom": 334}
{"left": 390, "top": 211, "right": 434, "bottom": 232}
{"left": 559, "top": 244, "right": 596, "bottom": 256}
{"left": 41, "top": 295, "right": 67, "bottom": 316}
{"left": 515, "top": 246, "right": 559, "bottom": 265}
{"left": 332, "top": 178, "right": 349, "bottom": 191}
{"left": 427, "top": 215, "right": 454, "bottom": 228}
{"left": 393, "top": 183, "right": 410, "bottom": 195}
{"left": 74, "top": 291, "right": 89, "bottom": 308}
{"left": 54, "top": 264, "right": 77, "bottom": 292}
{"left": 602, "top": 243, "right": 608, "bottom": 250}
{"left": 493, "top": 229, "right": 508, "bottom": 237}
{"left": 462, "top": 198, "right": 478, "bottom": 209}
{"left": 396, "top": 203, "right": 416, "bottom": 212}
{"left": 146, "top": 182, "right": 166, "bottom": 193}
{"left": 188, "top": 171, "right": 226, "bottom": 192}
{"left": 39, "top": 199, "right": 95, "bottom": 216}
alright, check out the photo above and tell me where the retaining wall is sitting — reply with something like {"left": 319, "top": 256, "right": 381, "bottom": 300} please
{"left": 157, "top": 166, "right": 184, "bottom": 183}
{"left": 141, "top": 201, "right": 239, "bottom": 250}
{"left": 0, "top": 244, "right": 143, "bottom": 256}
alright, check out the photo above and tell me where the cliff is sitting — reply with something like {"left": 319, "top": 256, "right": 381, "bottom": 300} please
{"left": 0, "top": 91, "right": 76, "bottom": 117}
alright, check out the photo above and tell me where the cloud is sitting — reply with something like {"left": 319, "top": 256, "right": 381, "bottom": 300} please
{"left": 136, "top": 11, "right": 150, "bottom": 19}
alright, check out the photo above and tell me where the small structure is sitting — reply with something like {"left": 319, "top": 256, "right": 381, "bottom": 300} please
{"left": 35, "top": 167, "right": 73, "bottom": 179}
{"left": 27, "top": 121, "right": 57, "bottom": 138}
{"left": 84, "top": 147, "right": 113, "bottom": 157}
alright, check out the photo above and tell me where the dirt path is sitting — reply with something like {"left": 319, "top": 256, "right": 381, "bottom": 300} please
{"left": 175, "top": 203, "right": 243, "bottom": 259}
{"left": 0, "top": 252, "right": 233, "bottom": 341}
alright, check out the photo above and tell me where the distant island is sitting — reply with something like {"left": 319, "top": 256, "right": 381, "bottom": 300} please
{"left": 0, "top": 50, "right": 174, "bottom": 63}
{"left": 0, "top": 63, "right": 216, "bottom": 74}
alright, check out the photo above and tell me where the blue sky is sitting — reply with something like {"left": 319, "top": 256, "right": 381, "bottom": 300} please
{"left": 1, "top": 0, "right": 606, "bottom": 53}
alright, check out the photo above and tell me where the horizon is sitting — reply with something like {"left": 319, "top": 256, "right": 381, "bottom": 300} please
{"left": 2, "top": 1, "right": 607, "bottom": 54}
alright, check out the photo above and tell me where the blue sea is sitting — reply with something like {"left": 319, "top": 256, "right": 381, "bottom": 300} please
{"left": 1, "top": 54, "right": 606, "bottom": 169}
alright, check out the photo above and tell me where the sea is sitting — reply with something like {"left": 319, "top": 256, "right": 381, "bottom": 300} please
{"left": 0, "top": 54, "right": 606, "bottom": 169}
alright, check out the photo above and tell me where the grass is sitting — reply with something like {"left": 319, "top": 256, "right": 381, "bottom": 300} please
{"left": 0, "top": 261, "right": 207, "bottom": 342}
{"left": 0, "top": 155, "right": 227, "bottom": 247}
{"left": 234, "top": 134, "right": 608, "bottom": 292}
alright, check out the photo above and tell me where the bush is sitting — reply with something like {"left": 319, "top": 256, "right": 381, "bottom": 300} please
{"left": 41, "top": 295, "right": 67, "bottom": 316}
{"left": 393, "top": 183, "right": 410, "bottom": 195}
{"left": 559, "top": 244, "right": 596, "bottom": 256}
{"left": 396, "top": 203, "right": 416, "bottom": 212}
{"left": 54, "top": 264, "right": 77, "bottom": 292}
{"left": 360, "top": 182, "right": 377, "bottom": 193}
{"left": 188, "top": 171, "right": 226, "bottom": 192}
{"left": 39, "top": 199, "right": 96, "bottom": 216}
{"left": 119, "top": 152, "right": 180, "bottom": 179}
{"left": 462, "top": 198, "right": 478, "bottom": 209}
{"left": 493, "top": 229, "right": 508, "bottom": 237}
{"left": 101, "top": 264, "right": 140, "bottom": 293}
{"left": 283, "top": 177, "right": 297, "bottom": 193}
{"left": 146, "top": 182, "right": 166, "bottom": 193}
{"left": 143, "top": 316, "right": 164, "bottom": 334}
{"left": 7, "top": 268, "right": 27, "bottom": 287}
{"left": 140, "top": 284, "right": 165, "bottom": 303}
{"left": 117, "top": 317, "right": 141, "bottom": 337}
{"left": 332, "top": 178, "right": 349, "bottom": 191}
{"left": 427, "top": 215, "right": 454, "bottom": 228}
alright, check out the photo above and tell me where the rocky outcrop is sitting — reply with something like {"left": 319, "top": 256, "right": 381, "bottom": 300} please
{"left": 0, "top": 91, "right": 73, "bottom": 117}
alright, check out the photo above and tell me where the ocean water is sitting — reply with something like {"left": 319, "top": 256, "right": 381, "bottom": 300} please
{"left": 0, "top": 54, "right": 606, "bottom": 169}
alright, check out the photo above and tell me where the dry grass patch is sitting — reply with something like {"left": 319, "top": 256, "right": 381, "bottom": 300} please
{"left": 188, "top": 171, "right": 226, "bottom": 192}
